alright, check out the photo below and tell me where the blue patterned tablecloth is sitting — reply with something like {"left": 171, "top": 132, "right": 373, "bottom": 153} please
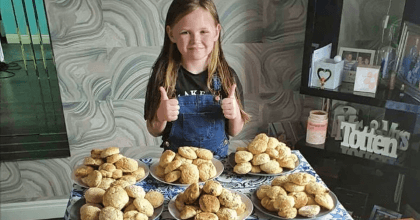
{"left": 64, "top": 150, "right": 353, "bottom": 220}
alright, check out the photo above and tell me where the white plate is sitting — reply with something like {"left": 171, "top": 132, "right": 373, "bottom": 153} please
{"left": 149, "top": 158, "right": 224, "bottom": 187}
{"left": 228, "top": 152, "right": 300, "bottom": 176}
{"left": 251, "top": 190, "right": 338, "bottom": 219}
{"left": 69, "top": 197, "right": 163, "bottom": 220}
{"left": 168, "top": 189, "right": 253, "bottom": 220}
{"left": 72, "top": 160, "right": 150, "bottom": 188}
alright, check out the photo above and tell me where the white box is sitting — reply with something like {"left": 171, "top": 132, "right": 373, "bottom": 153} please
{"left": 354, "top": 66, "right": 380, "bottom": 93}
{"left": 310, "top": 58, "right": 344, "bottom": 90}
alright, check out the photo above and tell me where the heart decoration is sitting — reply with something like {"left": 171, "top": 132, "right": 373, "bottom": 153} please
{"left": 317, "top": 68, "right": 332, "bottom": 82}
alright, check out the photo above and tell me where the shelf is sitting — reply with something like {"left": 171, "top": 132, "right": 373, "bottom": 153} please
{"left": 300, "top": 82, "right": 420, "bottom": 111}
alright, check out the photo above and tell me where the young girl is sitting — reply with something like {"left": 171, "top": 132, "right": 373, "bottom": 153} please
{"left": 144, "top": 0, "right": 249, "bottom": 157}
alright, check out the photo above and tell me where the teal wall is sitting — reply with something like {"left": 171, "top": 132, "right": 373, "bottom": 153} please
{"left": 1, "top": 0, "right": 49, "bottom": 35}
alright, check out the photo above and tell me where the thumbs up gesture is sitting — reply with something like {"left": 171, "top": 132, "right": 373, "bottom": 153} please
{"left": 157, "top": 87, "right": 179, "bottom": 122}
{"left": 221, "top": 84, "right": 240, "bottom": 120}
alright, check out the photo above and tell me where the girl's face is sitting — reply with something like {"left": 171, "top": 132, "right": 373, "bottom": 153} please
{"left": 167, "top": 7, "right": 221, "bottom": 66}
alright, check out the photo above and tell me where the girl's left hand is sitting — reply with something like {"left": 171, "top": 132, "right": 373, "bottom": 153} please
{"left": 221, "top": 84, "right": 240, "bottom": 120}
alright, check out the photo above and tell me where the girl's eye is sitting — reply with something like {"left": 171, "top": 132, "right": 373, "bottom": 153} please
{"left": 181, "top": 31, "right": 188, "bottom": 35}
{"left": 201, "top": 31, "right": 209, "bottom": 34}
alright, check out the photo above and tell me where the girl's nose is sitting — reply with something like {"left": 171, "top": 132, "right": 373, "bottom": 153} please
{"left": 191, "top": 33, "right": 200, "bottom": 43}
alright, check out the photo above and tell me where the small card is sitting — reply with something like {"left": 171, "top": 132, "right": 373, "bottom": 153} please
{"left": 354, "top": 65, "right": 380, "bottom": 93}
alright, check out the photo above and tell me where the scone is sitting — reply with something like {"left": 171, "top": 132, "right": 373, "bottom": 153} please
{"left": 165, "top": 170, "right": 181, "bottom": 183}
{"left": 159, "top": 150, "right": 176, "bottom": 167}
{"left": 315, "top": 193, "right": 334, "bottom": 210}
{"left": 112, "top": 169, "right": 123, "bottom": 179}
{"left": 75, "top": 165, "right": 95, "bottom": 177}
{"left": 102, "top": 186, "right": 129, "bottom": 210}
{"left": 99, "top": 206, "right": 123, "bottom": 220}
{"left": 192, "top": 158, "right": 212, "bottom": 166}
{"left": 288, "top": 191, "right": 309, "bottom": 209}
{"left": 180, "top": 205, "right": 199, "bottom": 219}
{"left": 267, "top": 137, "right": 281, "bottom": 149}
{"left": 110, "top": 179, "right": 131, "bottom": 189}
{"left": 175, "top": 192, "right": 186, "bottom": 211}
{"left": 183, "top": 183, "right": 201, "bottom": 204}
{"left": 251, "top": 153, "right": 270, "bottom": 166}
{"left": 277, "top": 156, "right": 296, "bottom": 169}
{"left": 80, "top": 203, "right": 102, "bottom": 220}
{"left": 133, "top": 198, "right": 154, "bottom": 217}
{"left": 271, "top": 175, "right": 289, "bottom": 186}
{"left": 97, "top": 178, "right": 115, "bottom": 190}
{"left": 233, "top": 162, "right": 252, "bottom": 174}
{"left": 197, "top": 162, "right": 217, "bottom": 181}
{"left": 266, "top": 186, "right": 287, "bottom": 200}
{"left": 261, "top": 197, "right": 277, "bottom": 212}
{"left": 278, "top": 207, "right": 297, "bottom": 219}
{"left": 283, "top": 182, "right": 305, "bottom": 192}
{"left": 85, "top": 187, "right": 106, "bottom": 204}
{"left": 218, "top": 189, "right": 242, "bottom": 209}
{"left": 155, "top": 165, "right": 166, "bottom": 178}
{"left": 235, "top": 202, "right": 247, "bottom": 215}
{"left": 179, "top": 163, "right": 200, "bottom": 184}
{"left": 119, "top": 175, "right": 136, "bottom": 185}
{"left": 256, "top": 185, "right": 271, "bottom": 200}
{"left": 216, "top": 207, "right": 237, "bottom": 220}
{"left": 194, "top": 212, "right": 218, "bottom": 220}
{"left": 82, "top": 170, "right": 103, "bottom": 187}
{"left": 174, "top": 154, "right": 193, "bottom": 164}
{"left": 203, "top": 180, "right": 223, "bottom": 196}
{"left": 196, "top": 148, "right": 213, "bottom": 160}
{"left": 164, "top": 160, "right": 183, "bottom": 174}
{"left": 125, "top": 185, "right": 145, "bottom": 199}
{"left": 144, "top": 190, "right": 164, "bottom": 208}
{"left": 247, "top": 139, "right": 268, "bottom": 155}
{"left": 277, "top": 146, "right": 291, "bottom": 159}
{"left": 84, "top": 157, "right": 104, "bottom": 166}
{"left": 107, "top": 154, "right": 123, "bottom": 164}
{"left": 100, "top": 147, "right": 120, "bottom": 158}
{"left": 298, "top": 205, "right": 321, "bottom": 217}
{"left": 266, "top": 148, "right": 280, "bottom": 159}
{"left": 131, "top": 167, "right": 146, "bottom": 181}
{"left": 234, "top": 151, "right": 253, "bottom": 163}
{"left": 199, "top": 194, "right": 220, "bottom": 213}
{"left": 123, "top": 211, "right": 148, "bottom": 220}
{"left": 251, "top": 165, "right": 261, "bottom": 173}
{"left": 260, "top": 160, "right": 281, "bottom": 174}
{"left": 288, "top": 172, "right": 316, "bottom": 186}
{"left": 178, "top": 147, "right": 198, "bottom": 159}
{"left": 305, "top": 182, "right": 329, "bottom": 195}
{"left": 99, "top": 163, "right": 116, "bottom": 172}
{"left": 114, "top": 157, "right": 138, "bottom": 173}
{"left": 273, "top": 194, "right": 295, "bottom": 211}
{"left": 91, "top": 149, "right": 103, "bottom": 159}
{"left": 306, "top": 194, "right": 317, "bottom": 205}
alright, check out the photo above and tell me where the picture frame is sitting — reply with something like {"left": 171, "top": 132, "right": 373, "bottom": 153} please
{"left": 369, "top": 205, "right": 402, "bottom": 220}
{"left": 339, "top": 47, "right": 376, "bottom": 82}
{"left": 396, "top": 21, "right": 420, "bottom": 101}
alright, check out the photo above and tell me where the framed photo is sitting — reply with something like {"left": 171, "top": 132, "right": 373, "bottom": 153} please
{"left": 339, "top": 47, "right": 376, "bottom": 82}
{"left": 369, "top": 205, "right": 402, "bottom": 220}
{"left": 396, "top": 21, "right": 420, "bottom": 101}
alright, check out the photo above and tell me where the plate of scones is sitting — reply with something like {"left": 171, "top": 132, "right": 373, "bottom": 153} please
{"left": 251, "top": 172, "right": 338, "bottom": 219}
{"left": 168, "top": 180, "right": 253, "bottom": 220}
{"left": 72, "top": 147, "right": 149, "bottom": 188}
{"left": 69, "top": 185, "right": 164, "bottom": 220}
{"left": 150, "top": 147, "right": 224, "bottom": 187}
{"left": 229, "top": 133, "right": 300, "bottom": 176}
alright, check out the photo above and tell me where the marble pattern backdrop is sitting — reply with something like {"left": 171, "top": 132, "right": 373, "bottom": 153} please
{"left": 0, "top": 0, "right": 309, "bottom": 205}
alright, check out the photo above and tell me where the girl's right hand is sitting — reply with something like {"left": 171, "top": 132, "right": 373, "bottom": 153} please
{"left": 157, "top": 86, "right": 179, "bottom": 122}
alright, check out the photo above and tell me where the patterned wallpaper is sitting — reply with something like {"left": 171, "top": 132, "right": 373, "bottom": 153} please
{"left": 0, "top": 0, "right": 309, "bottom": 204}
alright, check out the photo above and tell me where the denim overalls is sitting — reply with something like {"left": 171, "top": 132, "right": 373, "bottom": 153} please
{"left": 162, "top": 76, "right": 229, "bottom": 157}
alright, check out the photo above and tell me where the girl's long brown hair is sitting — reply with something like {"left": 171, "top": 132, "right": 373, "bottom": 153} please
{"left": 145, "top": 0, "right": 249, "bottom": 123}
